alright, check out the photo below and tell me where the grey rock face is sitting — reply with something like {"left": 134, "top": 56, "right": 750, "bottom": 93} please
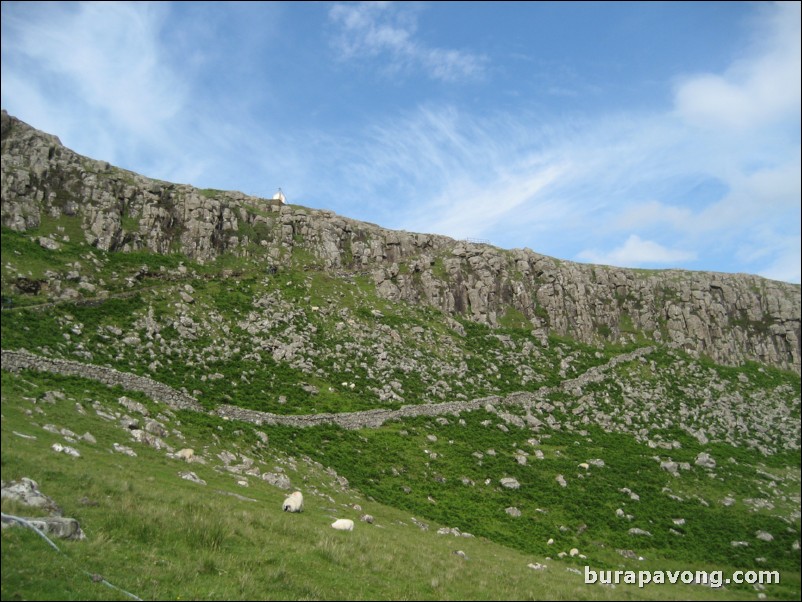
{"left": 1, "top": 111, "right": 799, "bottom": 373}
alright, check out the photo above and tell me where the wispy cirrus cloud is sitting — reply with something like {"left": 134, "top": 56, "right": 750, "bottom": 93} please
{"left": 1, "top": 2, "right": 182, "bottom": 154}
{"left": 0, "top": 1, "right": 286, "bottom": 191}
{"left": 328, "top": 2, "right": 487, "bottom": 82}
{"left": 309, "top": 50, "right": 798, "bottom": 279}
{"left": 323, "top": 10, "right": 800, "bottom": 279}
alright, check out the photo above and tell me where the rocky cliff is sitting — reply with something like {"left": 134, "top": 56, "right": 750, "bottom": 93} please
{"left": 2, "top": 110, "right": 799, "bottom": 372}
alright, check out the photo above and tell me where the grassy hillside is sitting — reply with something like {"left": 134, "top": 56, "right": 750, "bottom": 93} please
{"left": 2, "top": 368, "right": 799, "bottom": 601}
{"left": 2, "top": 222, "right": 800, "bottom": 600}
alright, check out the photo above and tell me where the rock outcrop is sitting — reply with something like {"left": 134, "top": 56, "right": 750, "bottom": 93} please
{"left": 2, "top": 111, "right": 799, "bottom": 372}
{"left": 1, "top": 478, "right": 86, "bottom": 540}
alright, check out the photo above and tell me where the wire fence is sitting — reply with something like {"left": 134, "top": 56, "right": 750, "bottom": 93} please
{"left": 1, "top": 512, "right": 143, "bottom": 601}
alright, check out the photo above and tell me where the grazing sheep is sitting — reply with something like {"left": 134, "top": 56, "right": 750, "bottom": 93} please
{"left": 176, "top": 448, "right": 194, "bottom": 461}
{"left": 282, "top": 491, "right": 304, "bottom": 513}
{"left": 331, "top": 518, "right": 354, "bottom": 531}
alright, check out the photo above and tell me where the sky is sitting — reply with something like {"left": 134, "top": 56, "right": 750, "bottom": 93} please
{"left": 1, "top": 1, "right": 800, "bottom": 283}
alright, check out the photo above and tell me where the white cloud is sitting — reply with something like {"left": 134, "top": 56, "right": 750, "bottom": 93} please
{"left": 316, "top": 104, "right": 576, "bottom": 240}
{"left": 614, "top": 200, "right": 695, "bottom": 232}
{"left": 758, "top": 237, "right": 801, "bottom": 283}
{"left": 0, "top": 2, "right": 290, "bottom": 193}
{"left": 406, "top": 163, "right": 569, "bottom": 241}
{"left": 6, "top": 2, "right": 182, "bottom": 136}
{"left": 673, "top": 1, "right": 800, "bottom": 130}
{"left": 0, "top": 1, "right": 189, "bottom": 172}
{"left": 694, "top": 157, "right": 801, "bottom": 235}
{"left": 328, "top": 2, "right": 486, "bottom": 82}
{"left": 577, "top": 235, "right": 697, "bottom": 268}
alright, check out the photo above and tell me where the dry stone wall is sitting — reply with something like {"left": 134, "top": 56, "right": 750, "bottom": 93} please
{"left": 2, "top": 111, "right": 799, "bottom": 372}
{"left": 0, "top": 346, "right": 650, "bottom": 431}
{"left": 4, "top": 347, "right": 798, "bottom": 455}
{"left": 1, "top": 349, "right": 202, "bottom": 412}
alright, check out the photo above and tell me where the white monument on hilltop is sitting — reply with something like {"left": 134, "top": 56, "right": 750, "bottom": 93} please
{"left": 272, "top": 188, "right": 286, "bottom": 204}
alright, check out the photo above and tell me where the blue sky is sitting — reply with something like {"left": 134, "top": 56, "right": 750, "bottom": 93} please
{"left": 2, "top": 1, "right": 800, "bottom": 283}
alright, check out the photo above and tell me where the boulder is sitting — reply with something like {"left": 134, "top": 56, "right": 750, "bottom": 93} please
{"left": 2, "top": 515, "right": 85, "bottom": 540}
{"left": 0, "top": 478, "right": 62, "bottom": 515}
{"left": 695, "top": 452, "right": 716, "bottom": 469}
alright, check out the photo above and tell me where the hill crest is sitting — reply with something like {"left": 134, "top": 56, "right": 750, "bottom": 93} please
{"left": 1, "top": 110, "right": 799, "bottom": 373}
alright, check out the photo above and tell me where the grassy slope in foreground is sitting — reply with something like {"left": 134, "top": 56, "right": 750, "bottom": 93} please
{"left": 2, "top": 368, "right": 800, "bottom": 601}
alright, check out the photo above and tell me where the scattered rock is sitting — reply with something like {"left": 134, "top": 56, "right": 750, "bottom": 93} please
{"left": 12, "top": 431, "right": 36, "bottom": 440}
{"left": 50, "top": 443, "right": 80, "bottom": 458}
{"left": 2, "top": 515, "right": 85, "bottom": 540}
{"left": 437, "top": 527, "right": 474, "bottom": 537}
{"left": 178, "top": 471, "right": 207, "bottom": 485}
{"left": 262, "top": 472, "right": 291, "bottom": 490}
{"left": 38, "top": 236, "right": 61, "bottom": 251}
{"left": 112, "top": 443, "right": 137, "bottom": 457}
{"left": 660, "top": 460, "right": 679, "bottom": 476}
{"left": 695, "top": 452, "right": 716, "bottom": 469}
{"left": 1, "top": 478, "right": 62, "bottom": 515}
{"left": 411, "top": 517, "right": 429, "bottom": 531}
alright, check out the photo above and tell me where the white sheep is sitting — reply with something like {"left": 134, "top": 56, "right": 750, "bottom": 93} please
{"left": 331, "top": 518, "right": 354, "bottom": 531}
{"left": 282, "top": 491, "right": 304, "bottom": 513}
{"left": 176, "top": 448, "right": 194, "bottom": 461}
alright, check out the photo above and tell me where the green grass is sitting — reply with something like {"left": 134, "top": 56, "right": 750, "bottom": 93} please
{"left": 6, "top": 369, "right": 781, "bottom": 601}
{"left": 263, "top": 414, "right": 800, "bottom": 574}
{"left": 1, "top": 215, "right": 800, "bottom": 600}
